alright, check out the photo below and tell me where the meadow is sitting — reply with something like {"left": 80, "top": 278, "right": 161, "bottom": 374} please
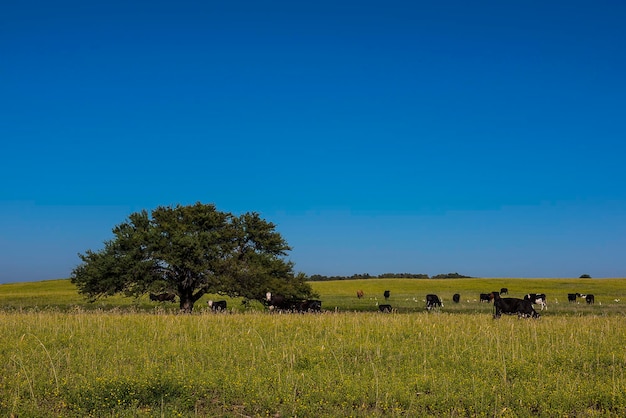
{"left": 1, "top": 278, "right": 625, "bottom": 417}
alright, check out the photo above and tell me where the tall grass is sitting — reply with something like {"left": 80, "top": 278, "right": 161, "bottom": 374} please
{"left": 1, "top": 309, "right": 625, "bottom": 417}
{"left": 1, "top": 278, "right": 626, "bottom": 416}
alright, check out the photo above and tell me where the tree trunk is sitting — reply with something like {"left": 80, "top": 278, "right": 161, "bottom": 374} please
{"left": 177, "top": 285, "right": 205, "bottom": 313}
{"left": 178, "top": 287, "right": 196, "bottom": 313}
{"left": 179, "top": 297, "right": 194, "bottom": 313}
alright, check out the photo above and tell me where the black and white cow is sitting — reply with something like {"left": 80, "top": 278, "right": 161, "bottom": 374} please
{"left": 524, "top": 293, "right": 547, "bottom": 311}
{"left": 266, "top": 292, "right": 298, "bottom": 312}
{"left": 491, "top": 292, "right": 539, "bottom": 319}
{"left": 378, "top": 303, "right": 392, "bottom": 313}
{"left": 426, "top": 294, "right": 443, "bottom": 310}
{"left": 266, "top": 292, "right": 321, "bottom": 312}
{"left": 452, "top": 293, "right": 461, "bottom": 303}
{"left": 585, "top": 294, "right": 595, "bottom": 304}
{"left": 208, "top": 300, "right": 227, "bottom": 311}
{"left": 299, "top": 299, "right": 322, "bottom": 312}
{"left": 568, "top": 293, "right": 579, "bottom": 303}
{"left": 479, "top": 293, "right": 492, "bottom": 303}
{"left": 500, "top": 288, "right": 508, "bottom": 295}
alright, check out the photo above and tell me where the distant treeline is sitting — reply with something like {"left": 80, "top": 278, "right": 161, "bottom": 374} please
{"left": 307, "top": 272, "right": 471, "bottom": 281}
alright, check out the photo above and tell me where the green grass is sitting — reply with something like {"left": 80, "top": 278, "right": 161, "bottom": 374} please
{"left": 1, "top": 278, "right": 626, "bottom": 416}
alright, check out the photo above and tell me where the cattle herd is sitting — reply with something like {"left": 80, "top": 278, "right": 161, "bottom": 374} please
{"left": 354, "top": 288, "right": 599, "bottom": 319}
{"left": 265, "top": 292, "right": 322, "bottom": 313}
{"left": 147, "top": 287, "right": 599, "bottom": 317}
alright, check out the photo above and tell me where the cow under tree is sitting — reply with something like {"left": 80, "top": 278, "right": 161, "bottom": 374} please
{"left": 207, "top": 300, "right": 227, "bottom": 311}
{"left": 490, "top": 292, "right": 540, "bottom": 319}
{"left": 298, "top": 299, "right": 322, "bottom": 312}
{"left": 265, "top": 292, "right": 322, "bottom": 313}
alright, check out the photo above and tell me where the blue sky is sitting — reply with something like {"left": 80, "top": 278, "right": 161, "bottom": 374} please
{"left": 2, "top": 0, "right": 625, "bottom": 283}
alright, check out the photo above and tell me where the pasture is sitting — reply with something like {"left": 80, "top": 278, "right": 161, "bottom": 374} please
{"left": 1, "top": 278, "right": 626, "bottom": 417}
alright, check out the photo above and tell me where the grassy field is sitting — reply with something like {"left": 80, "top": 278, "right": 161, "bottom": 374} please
{"left": 1, "top": 278, "right": 625, "bottom": 417}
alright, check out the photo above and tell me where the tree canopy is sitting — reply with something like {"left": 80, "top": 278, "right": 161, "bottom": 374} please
{"left": 71, "top": 203, "right": 314, "bottom": 312}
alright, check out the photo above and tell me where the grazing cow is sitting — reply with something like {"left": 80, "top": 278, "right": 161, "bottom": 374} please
{"left": 266, "top": 292, "right": 320, "bottom": 313}
{"left": 208, "top": 300, "right": 227, "bottom": 311}
{"left": 585, "top": 294, "right": 595, "bottom": 304}
{"left": 500, "top": 288, "right": 508, "bottom": 295}
{"left": 426, "top": 294, "right": 443, "bottom": 310}
{"left": 567, "top": 293, "right": 579, "bottom": 303}
{"left": 378, "top": 303, "right": 392, "bottom": 313}
{"left": 266, "top": 292, "right": 296, "bottom": 312}
{"left": 491, "top": 292, "right": 539, "bottom": 319}
{"left": 383, "top": 290, "right": 390, "bottom": 300}
{"left": 149, "top": 292, "right": 176, "bottom": 302}
{"left": 452, "top": 293, "right": 460, "bottom": 303}
{"left": 524, "top": 293, "right": 547, "bottom": 311}
{"left": 299, "top": 299, "right": 322, "bottom": 312}
{"left": 356, "top": 290, "right": 364, "bottom": 299}
{"left": 479, "top": 293, "right": 491, "bottom": 303}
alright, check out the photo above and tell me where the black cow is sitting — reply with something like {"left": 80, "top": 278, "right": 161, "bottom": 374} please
{"left": 491, "top": 292, "right": 539, "bottom": 319}
{"left": 524, "top": 293, "right": 547, "bottom": 311}
{"left": 568, "top": 293, "right": 579, "bottom": 303}
{"left": 452, "top": 293, "right": 460, "bottom": 303}
{"left": 500, "top": 288, "right": 508, "bottom": 295}
{"left": 208, "top": 300, "right": 227, "bottom": 311}
{"left": 149, "top": 292, "right": 176, "bottom": 302}
{"left": 266, "top": 292, "right": 297, "bottom": 312}
{"left": 479, "top": 293, "right": 491, "bottom": 303}
{"left": 266, "top": 292, "right": 321, "bottom": 312}
{"left": 299, "top": 299, "right": 322, "bottom": 312}
{"left": 378, "top": 304, "right": 392, "bottom": 312}
{"left": 426, "top": 294, "right": 443, "bottom": 310}
{"left": 383, "top": 290, "right": 390, "bottom": 300}
{"left": 585, "top": 294, "right": 595, "bottom": 304}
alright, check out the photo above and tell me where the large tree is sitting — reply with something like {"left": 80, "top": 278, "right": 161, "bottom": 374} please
{"left": 71, "top": 202, "right": 314, "bottom": 312}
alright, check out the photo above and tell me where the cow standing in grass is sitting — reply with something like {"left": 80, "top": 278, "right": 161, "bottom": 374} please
{"left": 378, "top": 303, "right": 392, "bottom": 313}
{"left": 426, "top": 294, "right": 443, "bottom": 310}
{"left": 524, "top": 293, "right": 547, "bottom": 311}
{"left": 299, "top": 299, "right": 322, "bottom": 312}
{"left": 208, "top": 300, "right": 227, "bottom": 311}
{"left": 491, "top": 292, "right": 539, "bottom": 319}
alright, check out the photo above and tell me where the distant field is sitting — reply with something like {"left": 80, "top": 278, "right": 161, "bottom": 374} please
{"left": 1, "top": 277, "right": 625, "bottom": 314}
{"left": 310, "top": 277, "right": 626, "bottom": 315}
{"left": 1, "top": 278, "right": 625, "bottom": 417}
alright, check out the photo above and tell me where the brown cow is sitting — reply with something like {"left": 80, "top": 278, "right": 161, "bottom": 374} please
{"left": 356, "top": 290, "right": 364, "bottom": 299}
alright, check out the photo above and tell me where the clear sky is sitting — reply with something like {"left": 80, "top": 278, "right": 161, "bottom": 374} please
{"left": 2, "top": 0, "right": 625, "bottom": 283}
